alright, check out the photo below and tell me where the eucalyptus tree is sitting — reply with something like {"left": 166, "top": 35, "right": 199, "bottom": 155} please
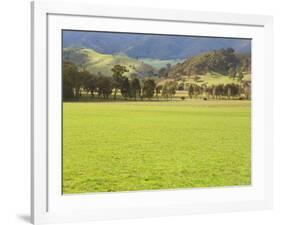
{"left": 111, "top": 65, "right": 129, "bottom": 99}
{"left": 142, "top": 79, "right": 156, "bottom": 99}
{"left": 120, "top": 77, "right": 130, "bottom": 100}
{"left": 130, "top": 78, "right": 141, "bottom": 100}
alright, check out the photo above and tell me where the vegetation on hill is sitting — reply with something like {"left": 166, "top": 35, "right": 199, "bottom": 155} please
{"left": 63, "top": 48, "right": 251, "bottom": 101}
{"left": 167, "top": 48, "right": 251, "bottom": 78}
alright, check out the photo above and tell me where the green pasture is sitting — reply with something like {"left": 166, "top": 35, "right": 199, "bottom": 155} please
{"left": 63, "top": 100, "right": 251, "bottom": 194}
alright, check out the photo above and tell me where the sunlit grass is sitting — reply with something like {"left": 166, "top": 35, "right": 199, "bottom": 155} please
{"left": 63, "top": 100, "right": 251, "bottom": 194}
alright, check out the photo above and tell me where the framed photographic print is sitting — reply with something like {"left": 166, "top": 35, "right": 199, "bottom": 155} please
{"left": 31, "top": 1, "right": 273, "bottom": 224}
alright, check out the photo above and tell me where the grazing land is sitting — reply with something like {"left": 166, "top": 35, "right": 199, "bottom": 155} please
{"left": 63, "top": 100, "right": 251, "bottom": 194}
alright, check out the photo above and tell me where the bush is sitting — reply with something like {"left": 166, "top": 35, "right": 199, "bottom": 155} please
{"left": 180, "top": 96, "right": 185, "bottom": 100}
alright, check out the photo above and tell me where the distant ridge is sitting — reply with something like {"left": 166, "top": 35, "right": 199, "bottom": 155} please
{"left": 63, "top": 31, "right": 251, "bottom": 60}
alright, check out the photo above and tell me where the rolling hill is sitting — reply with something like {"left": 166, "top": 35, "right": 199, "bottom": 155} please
{"left": 167, "top": 48, "right": 251, "bottom": 79}
{"left": 63, "top": 48, "right": 156, "bottom": 78}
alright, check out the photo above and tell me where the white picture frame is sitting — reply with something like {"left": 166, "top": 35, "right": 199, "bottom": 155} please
{"left": 31, "top": 1, "right": 274, "bottom": 224}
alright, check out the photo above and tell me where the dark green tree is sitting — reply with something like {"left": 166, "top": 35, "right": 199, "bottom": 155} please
{"left": 214, "top": 84, "right": 224, "bottom": 99}
{"left": 142, "top": 79, "right": 156, "bottom": 99}
{"left": 155, "top": 85, "right": 163, "bottom": 100}
{"left": 188, "top": 84, "right": 194, "bottom": 99}
{"left": 193, "top": 84, "right": 201, "bottom": 98}
{"left": 63, "top": 61, "right": 83, "bottom": 99}
{"left": 120, "top": 77, "right": 130, "bottom": 100}
{"left": 96, "top": 76, "right": 113, "bottom": 99}
{"left": 63, "top": 62, "right": 75, "bottom": 99}
{"left": 130, "top": 78, "right": 141, "bottom": 100}
{"left": 111, "top": 65, "right": 129, "bottom": 99}
{"left": 83, "top": 73, "right": 98, "bottom": 97}
{"left": 161, "top": 81, "right": 177, "bottom": 100}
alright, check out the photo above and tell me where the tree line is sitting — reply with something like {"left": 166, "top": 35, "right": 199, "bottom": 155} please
{"left": 63, "top": 61, "right": 251, "bottom": 101}
{"left": 63, "top": 61, "right": 157, "bottom": 100}
{"left": 186, "top": 82, "right": 251, "bottom": 100}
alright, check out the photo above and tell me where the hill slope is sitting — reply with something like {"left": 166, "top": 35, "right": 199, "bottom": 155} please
{"left": 167, "top": 48, "right": 251, "bottom": 78}
{"left": 63, "top": 48, "right": 156, "bottom": 78}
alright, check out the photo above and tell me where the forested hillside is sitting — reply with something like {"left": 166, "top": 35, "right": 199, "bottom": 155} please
{"left": 167, "top": 48, "right": 251, "bottom": 78}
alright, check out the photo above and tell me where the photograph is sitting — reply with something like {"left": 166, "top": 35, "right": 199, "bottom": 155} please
{"left": 62, "top": 30, "right": 252, "bottom": 194}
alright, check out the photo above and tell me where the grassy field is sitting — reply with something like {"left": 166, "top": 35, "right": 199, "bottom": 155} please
{"left": 63, "top": 100, "right": 251, "bottom": 194}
